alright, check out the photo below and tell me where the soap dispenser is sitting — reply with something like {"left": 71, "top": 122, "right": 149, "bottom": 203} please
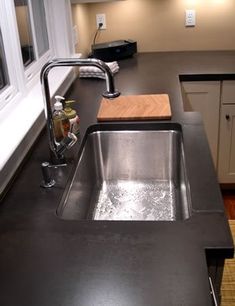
{"left": 64, "top": 100, "right": 80, "bottom": 135}
{"left": 52, "top": 95, "right": 70, "bottom": 142}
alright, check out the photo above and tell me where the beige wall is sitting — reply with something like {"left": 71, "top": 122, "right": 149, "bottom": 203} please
{"left": 15, "top": 6, "right": 31, "bottom": 46}
{"left": 72, "top": 4, "right": 91, "bottom": 55}
{"left": 72, "top": 0, "right": 235, "bottom": 55}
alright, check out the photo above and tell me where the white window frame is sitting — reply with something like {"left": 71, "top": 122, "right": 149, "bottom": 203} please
{"left": 0, "top": 0, "right": 76, "bottom": 112}
{"left": 13, "top": 0, "right": 54, "bottom": 89}
{"left": 0, "top": 0, "right": 56, "bottom": 110}
{"left": 0, "top": 0, "right": 78, "bottom": 195}
{"left": 0, "top": 0, "right": 23, "bottom": 111}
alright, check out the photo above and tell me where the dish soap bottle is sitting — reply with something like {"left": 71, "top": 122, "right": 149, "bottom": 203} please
{"left": 64, "top": 100, "right": 80, "bottom": 135}
{"left": 53, "top": 95, "right": 70, "bottom": 142}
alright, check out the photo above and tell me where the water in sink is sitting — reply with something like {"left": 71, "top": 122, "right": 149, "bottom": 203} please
{"left": 57, "top": 124, "right": 191, "bottom": 221}
{"left": 93, "top": 180, "right": 176, "bottom": 221}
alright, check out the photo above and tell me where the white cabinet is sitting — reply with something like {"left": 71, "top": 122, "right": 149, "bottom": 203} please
{"left": 218, "top": 105, "right": 235, "bottom": 183}
{"left": 221, "top": 81, "right": 235, "bottom": 104}
{"left": 218, "top": 80, "right": 235, "bottom": 183}
{"left": 181, "top": 81, "right": 221, "bottom": 168}
{"left": 181, "top": 79, "right": 235, "bottom": 184}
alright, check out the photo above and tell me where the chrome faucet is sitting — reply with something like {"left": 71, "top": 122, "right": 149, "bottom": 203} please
{"left": 40, "top": 58, "right": 120, "bottom": 163}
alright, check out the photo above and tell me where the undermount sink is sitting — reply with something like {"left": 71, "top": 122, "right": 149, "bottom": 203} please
{"left": 57, "top": 123, "right": 191, "bottom": 221}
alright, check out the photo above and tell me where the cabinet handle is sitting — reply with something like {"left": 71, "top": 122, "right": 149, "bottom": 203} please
{"left": 209, "top": 277, "right": 218, "bottom": 306}
{"left": 225, "top": 114, "right": 230, "bottom": 121}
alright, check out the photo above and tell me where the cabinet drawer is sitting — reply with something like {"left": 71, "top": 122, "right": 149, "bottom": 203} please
{"left": 221, "top": 80, "right": 235, "bottom": 104}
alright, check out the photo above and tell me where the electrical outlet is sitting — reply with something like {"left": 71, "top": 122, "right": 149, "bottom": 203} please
{"left": 96, "top": 14, "right": 106, "bottom": 30}
{"left": 185, "top": 9, "right": 196, "bottom": 27}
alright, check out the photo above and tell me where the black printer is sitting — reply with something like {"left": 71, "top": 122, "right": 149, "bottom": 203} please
{"left": 91, "top": 39, "right": 137, "bottom": 62}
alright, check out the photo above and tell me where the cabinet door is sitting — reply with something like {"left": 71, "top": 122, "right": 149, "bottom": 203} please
{"left": 218, "top": 105, "right": 235, "bottom": 183}
{"left": 221, "top": 80, "right": 235, "bottom": 104}
{"left": 181, "top": 81, "right": 221, "bottom": 168}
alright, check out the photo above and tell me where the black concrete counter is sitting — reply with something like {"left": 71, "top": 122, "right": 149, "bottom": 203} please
{"left": 0, "top": 52, "right": 234, "bottom": 306}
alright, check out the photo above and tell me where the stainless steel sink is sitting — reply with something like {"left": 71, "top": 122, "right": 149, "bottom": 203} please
{"left": 57, "top": 123, "right": 191, "bottom": 221}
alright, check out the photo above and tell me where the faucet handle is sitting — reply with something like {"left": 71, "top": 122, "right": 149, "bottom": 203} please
{"left": 67, "top": 132, "right": 77, "bottom": 149}
{"left": 57, "top": 132, "right": 77, "bottom": 155}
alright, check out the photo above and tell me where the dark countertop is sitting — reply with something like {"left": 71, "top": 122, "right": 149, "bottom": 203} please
{"left": 0, "top": 51, "right": 234, "bottom": 306}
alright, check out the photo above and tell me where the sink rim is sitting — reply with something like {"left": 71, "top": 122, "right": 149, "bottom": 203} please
{"left": 56, "top": 122, "right": 192, "bottom": 222}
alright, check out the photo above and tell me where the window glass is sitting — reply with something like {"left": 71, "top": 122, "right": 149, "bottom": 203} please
{"left": 0, "top": 29, "right": 9, "bottom": 92}
{"left": 14, "top": 0, "right": 50, "bottom": 69}
{"left": 14, "top": 0, "right": 35, "bottom": 68}
{"left": 31, "top": 0, "right": 49, "bottom": 57}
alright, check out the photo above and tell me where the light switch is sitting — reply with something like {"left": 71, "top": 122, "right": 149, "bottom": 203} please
{"left": 185, "top": 9, "right": 196, "bottom": 27}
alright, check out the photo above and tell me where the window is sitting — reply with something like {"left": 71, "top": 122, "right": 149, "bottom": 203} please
{"left": 0, "top": 0, "right": 53, "bottom": 110}
{"left": 0, "top": 29, "right": 9, "bottom": 92}
{"left": 14, "top": 0, "right": 35, "bottom": 67}
{"left": 0, "top": 0, "right": 74, "bottom": 111}
{"left": 0, "top": 0, "right": 75, "bottom": 193}
{"left": 31, "top": 0, "right": 49, "bottom": 57}
{"left": 14, "top": 0, "right": 50, "bottom": 68}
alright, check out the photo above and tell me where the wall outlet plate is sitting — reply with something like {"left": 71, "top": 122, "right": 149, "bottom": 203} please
{"left": 185, "top": 9, "right": 196, "bottom": 27}
{"left": 96, "top": 13, "right": 106, "bottom": 30}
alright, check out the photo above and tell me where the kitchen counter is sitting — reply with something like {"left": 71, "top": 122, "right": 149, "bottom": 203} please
{"left": 0, "top": 51, "right": 234, "bottom": 306}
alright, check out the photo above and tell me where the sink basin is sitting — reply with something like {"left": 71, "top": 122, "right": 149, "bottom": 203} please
{"left": 57, "top": 123, "right": 191, "bottom": 221}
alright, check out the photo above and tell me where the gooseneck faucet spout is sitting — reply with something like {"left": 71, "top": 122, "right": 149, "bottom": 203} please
{"left": 40, "top": 58, "right": 120, "bottom": 163}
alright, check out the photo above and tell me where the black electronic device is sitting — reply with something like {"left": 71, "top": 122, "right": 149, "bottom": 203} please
{"left": 91, "top": 39, "right": 137, "bottom": 62}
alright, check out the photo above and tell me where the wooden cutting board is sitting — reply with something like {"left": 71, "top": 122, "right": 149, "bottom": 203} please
{"left": 97, "top": 94, "right": 172, "bottom": 121}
